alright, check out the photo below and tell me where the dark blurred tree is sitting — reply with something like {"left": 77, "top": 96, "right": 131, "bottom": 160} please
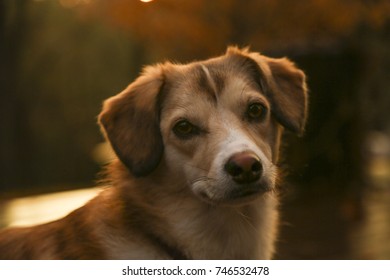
{"left": 0, "top": 0, "right": 33, "bottom": 189}
{"left": 0, "top": 0, "right": 136, "bottom": 192}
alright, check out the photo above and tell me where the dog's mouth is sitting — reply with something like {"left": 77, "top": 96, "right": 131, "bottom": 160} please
{"left": 231, "top": 185, "right": 266, "bottom": 198}
{"left": 196, "top": 182, "right": 273, "bottom": 206}
{"left": 229, "top": 183, "right": 272, "bottom": 200}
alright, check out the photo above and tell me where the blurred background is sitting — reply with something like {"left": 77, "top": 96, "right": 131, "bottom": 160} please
{"left": 0, "top": 0, "right": 389, "bottom": 259}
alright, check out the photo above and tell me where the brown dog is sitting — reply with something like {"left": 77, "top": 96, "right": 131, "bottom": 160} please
{"left": 0, "top": 47, "right": 308, "bottom": 259}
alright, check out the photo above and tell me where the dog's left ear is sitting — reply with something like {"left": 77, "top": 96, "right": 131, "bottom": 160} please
{"left": 98, "top": 65, "right": 165, "bottom": 177}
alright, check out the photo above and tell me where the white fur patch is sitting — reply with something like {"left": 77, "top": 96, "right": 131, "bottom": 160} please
{"left": 200, "top": 64, "right": 218, "bottom": 99}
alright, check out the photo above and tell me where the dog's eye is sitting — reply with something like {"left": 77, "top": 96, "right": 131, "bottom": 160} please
{"left": 247, "top": 103, "right": 267, "bottom": 121}
{"left": 173, "top": 120, "right": 198, "bottom": 138}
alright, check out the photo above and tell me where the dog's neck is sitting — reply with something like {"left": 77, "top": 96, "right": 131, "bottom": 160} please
{"left": 107, "top": 162, "right": 279, "bottom": 259}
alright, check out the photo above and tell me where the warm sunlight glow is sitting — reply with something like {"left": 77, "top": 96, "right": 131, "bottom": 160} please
{"left": 140, "top": 0, "right": 154, "bottom": 3}
{"left": 59, "top": 0, "right": 91, "bottom": 8}
{"left": 1, "top": 187, "right": 102, "bottom": 227}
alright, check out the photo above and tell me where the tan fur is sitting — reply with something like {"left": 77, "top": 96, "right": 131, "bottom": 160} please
{"left": 0, "top": 47, "right": 308, "bottom": 259}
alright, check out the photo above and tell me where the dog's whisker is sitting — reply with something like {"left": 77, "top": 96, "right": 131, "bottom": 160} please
{"left": 184, "top": 163, "right": 209, "bottom": 173}
{"left": 190, "top": 176, "right": 216, "bottom": 185}
{"left": 234, "top": 209, "right": 257, "bottom": 231}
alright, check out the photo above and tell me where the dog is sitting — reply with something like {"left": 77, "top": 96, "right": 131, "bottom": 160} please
{"left": 0, "top": 47, "right": 308, "bottom": 259}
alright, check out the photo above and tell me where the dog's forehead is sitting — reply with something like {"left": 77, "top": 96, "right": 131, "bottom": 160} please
{"left": 163, "top": 54, "right": 263, "bottom": 108}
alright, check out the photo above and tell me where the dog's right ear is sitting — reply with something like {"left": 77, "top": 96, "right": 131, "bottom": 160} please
{"left": 98, "top": 65, "right": 165, "bottom": 177}
{"left": 262, "top": 56, "right": 308, "bottom": 135}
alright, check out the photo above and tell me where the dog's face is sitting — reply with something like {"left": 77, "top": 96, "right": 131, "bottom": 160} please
{"left": 160, "top": 59, "right": 282, "bottom": 205}
{"left": 99, "top": 47, "right": 308, "bottom": 205}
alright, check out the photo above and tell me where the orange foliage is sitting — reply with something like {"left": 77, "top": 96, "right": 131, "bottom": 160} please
{"left": 82, "top": 0, "right": 390, "bottom": 56}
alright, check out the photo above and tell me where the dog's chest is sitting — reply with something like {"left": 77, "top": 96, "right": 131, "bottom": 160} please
{"left": 169, "top": 204, "right": 268, "bottom": 259}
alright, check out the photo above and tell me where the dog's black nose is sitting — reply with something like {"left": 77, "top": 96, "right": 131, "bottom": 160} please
{"left": 224, "top": 152, "right": 262, "bottom": 184}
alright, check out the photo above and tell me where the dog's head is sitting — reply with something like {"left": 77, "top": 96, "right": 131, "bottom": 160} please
{"left": 99, "top": 47, "right": 308, "bottom": 205}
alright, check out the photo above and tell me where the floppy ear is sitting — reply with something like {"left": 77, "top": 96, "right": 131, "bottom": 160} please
{"left": 233, "top": 47, "right": 308, "bottom": 134}
{"left": 98, "top": 65, "right": 165, "bottom": 177}
{"left": 263, "top": 57, "right": 308, "bottom": 134}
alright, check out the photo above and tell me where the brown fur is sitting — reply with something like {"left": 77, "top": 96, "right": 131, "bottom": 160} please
{"left": 0, "top": 47, "right": 308, "bottom": 259}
